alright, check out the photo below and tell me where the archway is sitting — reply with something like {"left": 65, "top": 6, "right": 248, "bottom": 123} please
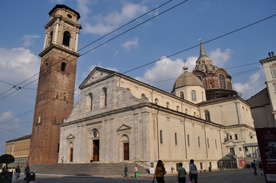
{"left": 121, "top": 135, "right": 129, "bottom": 160}
{"left": 91, "top": 128, "right": 100, "bottom": 161}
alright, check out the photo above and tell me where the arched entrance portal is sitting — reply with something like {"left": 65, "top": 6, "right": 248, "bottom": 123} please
{"left": 91, "top": 128, "right": 100, "bottom": 161}
{"left": 69, "top": 142, "right": 73, "bottom": 162}
{"left": 121, "top": 135, "right": 129, "bottom": 160}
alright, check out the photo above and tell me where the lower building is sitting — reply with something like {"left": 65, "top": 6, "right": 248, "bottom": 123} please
{"left": 5, "top": 135, "right": 31, "bottom": 168}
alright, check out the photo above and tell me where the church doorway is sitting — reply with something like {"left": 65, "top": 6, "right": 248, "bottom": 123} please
{"left": 70, "top": 148, "right": 73, "bottom": 162}
{"left": 124, "top": 143, "right": 129, "bottom": 160}
{"left": 93, "top": 140, "right": 99, "bottom": 161}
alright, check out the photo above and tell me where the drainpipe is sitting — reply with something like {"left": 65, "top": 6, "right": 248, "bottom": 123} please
{"left": 183, "top": 115, "right": 187, "bottom": 159}
{"left": 156, "top": 108, "right": 160, "bottom": 159}
{"left": 204, "top": 124, "right": 208, "bottom": 158}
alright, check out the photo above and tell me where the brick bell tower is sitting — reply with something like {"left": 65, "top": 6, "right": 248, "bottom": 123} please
{"left": 29, "top": 5, "right": 81, "bottom": 165}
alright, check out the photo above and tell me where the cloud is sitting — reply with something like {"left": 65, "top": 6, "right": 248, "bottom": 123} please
{"left": 77, "top": 0, "right": 93, "bottom": 20}
{"left": 210, "top": 48, "right": 232, "bottom": 67}
{"left": 233, "top": 67, "right": 266, "bottom": 99}
{"left": 135, "top": 57, "right": 197, "bottom": 91}
{"left": 22, "top": 35, "right": 40, "bottom": 47}
{"left": 0, "top": 111, "right": 13, "bottom": 122}
{"left": 0, "top": 47, "right": 40, "bottom": 86}
{"left": 122, "top": 38, "right": 139, "bottom": 50}
{"left": 50, "top": 0, "right": 64, "bottom": 3}
{"left": 83, "top": 2, "right": 148, "bottom": 35}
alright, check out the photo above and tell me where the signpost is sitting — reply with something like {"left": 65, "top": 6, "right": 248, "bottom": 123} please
{"left": 256, "top": 128, "right": 276, "bottom": 183}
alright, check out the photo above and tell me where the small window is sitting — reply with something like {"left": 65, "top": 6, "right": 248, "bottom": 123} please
{"left": 160, "top": 130, "right": 163, "bottom": 144}
{"left": 176, "top": 106, "right": 179, "bottom": 111}
{"left": 192, "top": 90, "right": 197, "bottom": 101}
{"left": 64, "top": 96, "right": 66, "bottom": 101}
{"left": 61, "top": 62, "right": 66, "bottom": 72}
{"left": 155, "top": 98, "right": 159, "bottom": 104}
{"left": 197, "top": 75, "right": 202, "bottom": 81}
{"left": 273, "top": 69, "right": 276, "bottom": 77}
{"left": 103, "top": 88, "right": 107, "bottom": 107}
{"left": 215, "top": 139, "right": 217, "bottom": 149}
{"left": 50, "top": 31, "right": 53, "bottom": 45}
{"left": 67, "top": 14, "right": 72, "bottom": 18}
{"left": 235, "top": 134, "right": 238, "bottom": 140}
{"left": 141, "top": 94, "right": 146, "bottom": 98}
{"left": 205, "top": 110, "right": 210, "bottom": 121}
{"left": 38, "top": 116, "right": 41, "bottom": 123}
{"left": 198, "top": 136, "right": 200, "bottom": 147}
{"left": 200, "top": 162, "right": 203, "bottom": 169}
{"left": 180, "top": 92, "right": 184, "bottom": 99}
{"left": 166, "top": 102, "right": 170, "bottom": 108}
{"left": 207, "top": 138, "right": 209, "bottom": 148}
{"left": 187, "top": 135, "right": 190, "bottom": 146}
{"left": 175, "top": 133, "right": 177, "bottom": 145}
{"left": 185, "top": 109, "right": 188, "bottom": 114}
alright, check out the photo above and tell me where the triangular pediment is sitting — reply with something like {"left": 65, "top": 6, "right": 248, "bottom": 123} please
{"left": 79, "top": 67, "right": 116, "bottom": 89}
{"left": 117, "top": 124, "right": 132, "bottom": 132}
{"left": 67, "top": 134, "right": 75, "bottom": 139}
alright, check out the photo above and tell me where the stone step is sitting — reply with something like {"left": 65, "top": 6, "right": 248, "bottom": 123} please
{"left": 30, "top": 163, "right": 149, "bottom": 177}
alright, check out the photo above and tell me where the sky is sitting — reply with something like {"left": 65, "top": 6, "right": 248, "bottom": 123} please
{"left": 0, "top": 0, "right": 275, "bottom": 155}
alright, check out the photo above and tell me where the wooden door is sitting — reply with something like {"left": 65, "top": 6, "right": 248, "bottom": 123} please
{"left": 124, "top": 143, "right": 129, "bottom": 160}
{"left": 93, "top": 140, "right": 99, "bottom": 161}
{"left": 70, "top": 148, "right": 73, "bottom": 162}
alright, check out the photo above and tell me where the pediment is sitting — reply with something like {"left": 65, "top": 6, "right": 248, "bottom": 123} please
{"left": 79, "top": 67, "right": 116, "bottom": 89}
{"left": 117, "top": 124, "right": 132, "bottom": 132}
{"left": 66, "top": 134, "right": 75, "bottom": 140}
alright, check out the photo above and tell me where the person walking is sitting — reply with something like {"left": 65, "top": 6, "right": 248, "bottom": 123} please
{"left": 134, "top": 164, "right": 138, "bottom": 178}
{"left": 259, "top": 161, "right": 263, "bottom": 175}
{"left": 152, "top": 160, "right": 166, "bottom": 183}
{"left": 14, "top": 165, "right": 21, "bottom": 180}
{"left": 189, "top": 159, "right": 198, "bottom": 183}
{"left": 178, "top": 162, "right": 187, "bottom": 183}
{"left": 24, "top": 165, "right": 30, "bottom": 181}
{"left": 124, "top": 164, "right": 128, "bottom": 178}
{"left": 251, "top": 160, "right": 257, "bottom": 175}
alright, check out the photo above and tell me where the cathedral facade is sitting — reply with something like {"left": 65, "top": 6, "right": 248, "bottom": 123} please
{"left": 58, "top": 46, "right": 257, "bottom": 171}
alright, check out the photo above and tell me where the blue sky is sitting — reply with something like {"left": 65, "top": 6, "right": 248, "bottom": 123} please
{"left": 0, "top": 0, "right": 275, "bottom": 154}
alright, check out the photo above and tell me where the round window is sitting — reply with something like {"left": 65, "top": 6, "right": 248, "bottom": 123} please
{"left": 67, "top": 14, "right": 72, "bottom": 18}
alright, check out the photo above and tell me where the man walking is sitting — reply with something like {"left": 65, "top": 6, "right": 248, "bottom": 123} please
{"left": 124, "top": 164, "right": 128, "bottom": 178}
{"left": 251, "top": 160, "right": 257, "bottom": 175}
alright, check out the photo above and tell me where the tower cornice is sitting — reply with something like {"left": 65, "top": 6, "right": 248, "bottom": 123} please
{"left": 39, "top": 44, "right": 81, "bottom": 58}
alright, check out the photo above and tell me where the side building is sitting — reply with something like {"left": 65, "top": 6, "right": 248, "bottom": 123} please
{"left": 58, "top": 43, "right": 258, "bottom": 171}
{"left": 5, "top": 135, "right": 31, "bottom": 168}
{"left": 247, "top": 51, "right": 276, "bottom": 128}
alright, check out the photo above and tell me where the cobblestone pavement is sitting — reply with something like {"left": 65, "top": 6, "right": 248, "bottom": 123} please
{"left": 14, "top": 168, "right": 265, "bottom": 183}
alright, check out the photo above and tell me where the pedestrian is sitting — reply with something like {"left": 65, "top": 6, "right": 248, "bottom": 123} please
{"left": 189, "top": 159, "right": 198, "bottom": 183}
{"left": 14, "top": 165, "right": 21, "bottom": 180}
{"left": 134, "top": 164, "right": 138, "bottom": 178}
{"left": 259, "top": 161, "right": 263, "bottom": 175}
{"left": 251, "top": 160, "right": 257, "bottom": 175}
{"left": 24, "top": 165, "right": 30, "bottom": 181}
{"left": 124, "top": 164, "right": 128, "bottom": 178}
{"left": 178, "top": 162, "right": 187, "bottom": 183}
{"left": 2, "top": 164, "right": 8, "bottom": 172}
{"left": 61, "top": 157, "right": 64, "bottom": 163}
{"left": 152, "top": 160, "right": 166, "bottom": 183}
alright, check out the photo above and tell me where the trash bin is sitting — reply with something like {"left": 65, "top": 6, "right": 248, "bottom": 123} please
{"left": 26, "top": 172, "right": 35, "bottom": 183}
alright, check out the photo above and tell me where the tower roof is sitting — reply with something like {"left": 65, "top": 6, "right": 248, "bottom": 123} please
{"left": 198, "top": 38, "right": 210, "bottom": 60}
{"left": 49, "top": 4, "right": 81, "bottom": 19}
{"left": 173, "top": 71, "right": 203, "bottom": 91}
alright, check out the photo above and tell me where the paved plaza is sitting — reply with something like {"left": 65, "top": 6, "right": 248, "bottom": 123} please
{"left": 12, "top": 168, "right": 266, "bottom": 183}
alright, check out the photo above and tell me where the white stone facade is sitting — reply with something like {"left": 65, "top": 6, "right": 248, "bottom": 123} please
{"left": 59, "top": 67, "right": 257, "bottom": 172}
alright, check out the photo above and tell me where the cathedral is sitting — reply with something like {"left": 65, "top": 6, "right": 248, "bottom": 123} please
{"left": 29, "top": 5, "right": 258, "bottom": 171}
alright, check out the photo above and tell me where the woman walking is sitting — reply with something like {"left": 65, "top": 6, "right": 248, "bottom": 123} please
{"left": 152, "top": 160, "right": 166, "bottom": 183}
{"left": 189, "top": 159, "right": 198, "bottom": 183}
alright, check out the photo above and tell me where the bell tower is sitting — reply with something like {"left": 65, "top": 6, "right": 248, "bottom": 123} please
{"left": 29, "top": 5, "right": 81, "bottom": 165}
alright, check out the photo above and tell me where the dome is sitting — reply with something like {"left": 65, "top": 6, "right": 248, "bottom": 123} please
{"left": 173, "top": 72, "right": 203, "bottom": 90}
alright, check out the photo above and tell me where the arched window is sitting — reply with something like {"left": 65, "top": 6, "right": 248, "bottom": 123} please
{"left": 175, "top": 133, "right": 177, "bottom": 145}
{"left": 50, "top": 31, "right": 53, "bottom": 45}
{"left": 185, "top": 109, "right": 188, "bottom": 114}
{"left": 197, "top": 75, "right": 202, "bottom": 81}
{"left": 198, "top": 136, "right": 200, "bottom": 147}
{"left": 180, "top": 92, "right": 184, "bottom": 99}
{"left": 191, "top": 90, "right": 197, "bottom": 101}
{"left": 141, "top": 93, "right": 146, "bottom": 98}
{"left": 103, "top": 88, "right": 107, "bottom": 107}
{"left": 219, "top": 74, "right": 226, "bottom": 89}
{"left": 155, "top": 98, "right": 159, "bottom": 105}
{"left": 205, "top": 110, "right": 210, "bottom": 121}
{"left": 176, "top": 106, "right": 179, "bottom": 111}
{"left": 166, "top": 102, "right": 170, "bottom": 108}
{"left": 63, "top": 31, "right": 70, "bottom": 46}
{"left": 88, "top": 93, "right": 93, "bottom": 111}
{"left": 61, "top": 62, "right": 66, "bottom": 72}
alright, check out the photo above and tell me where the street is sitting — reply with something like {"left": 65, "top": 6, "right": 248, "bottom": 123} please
{"left": 14, "top": 168, "right": 265, "bottom": 183}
